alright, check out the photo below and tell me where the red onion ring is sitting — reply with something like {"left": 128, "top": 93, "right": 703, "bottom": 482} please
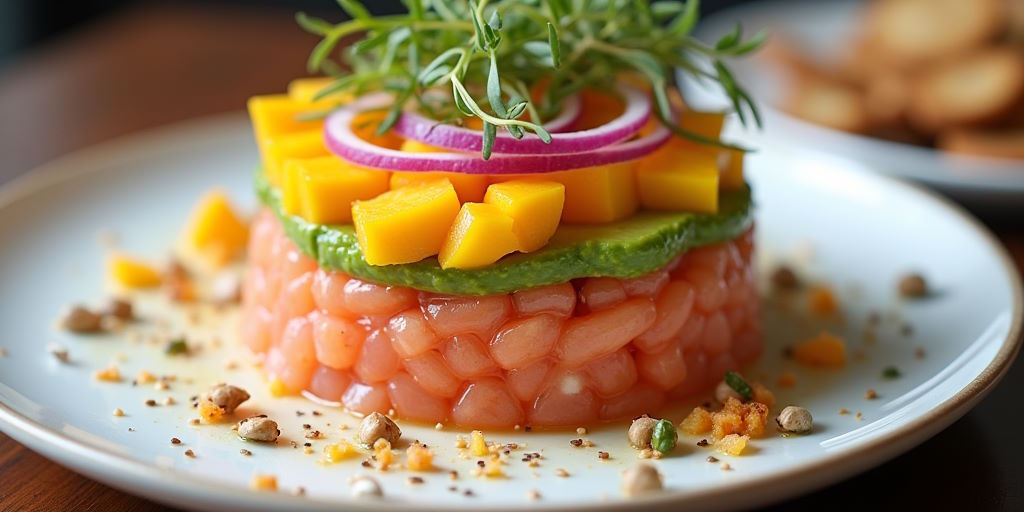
{"left": 324, "top": 93, "right": 671, "bottom": 175}
{"left": 392, "top": 85, "right": 647, "bottom": 154}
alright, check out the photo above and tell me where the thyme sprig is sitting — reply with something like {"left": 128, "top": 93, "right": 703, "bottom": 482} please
{"left": 298, "top": 0, "right": 764, "bottom": 159}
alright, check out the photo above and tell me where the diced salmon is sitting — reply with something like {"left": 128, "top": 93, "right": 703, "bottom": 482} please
{"left": 312, "top": 311, "right": 365, "bottom": 369}
{"left": 599, "top": 382, "right": 666, "bottom": 420}
{"left": 489, "top": 314, "right": 562, "bottom": 370}
{"left": 634, "top": 280, "right": 695, "bottom": 352}
{"left": 511, "top": 283, "right": 576, "bottom": 317}
{"left": 701, "top": 310, "right": 732, "bottom": 355}
{"left": 387, "top": 309, "right": 439, "bottom": 358}
{"left": 309, "top": 365, "right": 353, "bottom": 402}
{"left": 386, "top": 372, "right": 450, "bottom": 422}
{"left": 505, "top": 358, "right": 553, "bottom": 402}
{"left": 403, "top": 351, "right": 462, "bottom": 398}
{"left": 583, "top": 348, "right": 637, "bottom": 397}
{"left": 529, "top": 375, "right": 599, "bottom": 426}
{"left": 441, "top": 334, "right": 497, "bottom": 378}
{"left": 312, "top": 268, "right": 352, "bottom": 318}
{"left": 343, "top": 278, "right": 418, "bottom": 316}
{"left": 421, "top": 294, "right": 511, "bottom": 338}
{"left": 579, "top": 277, "right": 627, "bottom": 311}
{"left": 342, "top": 381, "right": 391, "bottom": 414}
{"left": 451, "top": 378, "right": 524, "bottom": 428}
{"left": 554, "top": 298, "right": 656, "bottom": 367}
{"left": 622, "top": 269, "right": 670, "bottom": 297}
{"left": 685, "top": 266, "right": 727, "bottom": 313}
{"left": 636, "top": 340, "right": 688, "bottom": 390}
{"left": 353, "top": 328, "right": 401, "bottom": 383}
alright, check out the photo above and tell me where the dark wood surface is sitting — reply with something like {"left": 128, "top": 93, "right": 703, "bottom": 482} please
{"left": 0, "top": 4, "right": 1021, "bottom": 511}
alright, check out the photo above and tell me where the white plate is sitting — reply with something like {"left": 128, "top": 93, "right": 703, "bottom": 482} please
{"left": 0, "top": 115, "right": 1020, "bottom": 511}
{"left": 682, "top": 0, "right": 1024, "bottom": 206}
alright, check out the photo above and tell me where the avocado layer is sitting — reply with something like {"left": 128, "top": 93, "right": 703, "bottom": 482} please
{"left": 256, "top": 172, "right": 753, "bottom": 295}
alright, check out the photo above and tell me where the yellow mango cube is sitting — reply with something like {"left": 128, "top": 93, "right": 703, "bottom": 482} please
{"left": 718, "top": 147, "right": 746, "bottom": 190}
{"left": 248, "top": 94, "right": 324, "bottom": 140}
{"left": 391, "top": 171, "right": 489, "bottom": 204}
{"left": 352, "top": 111, "right": 406, "bottom": 150}
{"left": 352, "top": 180, "right": 461, "bottom": 266}
{"left": 540, "top": 162, "right": 637, "bottom": 224}
{"left": 262, "top": 130, "right": 331, "bottom": 186}
{"left": 636, "top": 145, "right": 719, "bottom": 213}
{"left": 183, "top": 191, "right": 249, "bottom": 265}
{"left": 291, "top": 157, "right": 390, "bottom": 224}
{"left": 287, "top": 77, "right": 351, "bottom": 104}
{"left": 108, "top": 254, "right": 162, "bottom": 289}
{"left": 438, "top": 202, "right": 520, "bottom": 269}
{"left": 483, "top": 180, "right": 565, "bottom": 252}
{"left": 679, "top": 109, "right": 726, "bottom": 140}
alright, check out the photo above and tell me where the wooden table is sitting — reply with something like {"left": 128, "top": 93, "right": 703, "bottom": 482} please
{"left": 0, "top": 4, "right": 1021, "bottom": 511}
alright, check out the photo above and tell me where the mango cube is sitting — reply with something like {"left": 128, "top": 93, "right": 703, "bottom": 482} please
{"left": 679, "top": 109, "right": 726, "bottom": 140}
{"left": 391, "top": 171, "right": 489, "bottom": 204}
{"left": 635, "top": 144, "right": 719, "bottom": 213}
{"left": 262, "top": 130, "right": 331, "bottom": 186}
{"left": 718, "top": 148, "right": 745, "bottom": 190}
{"left": 183, "top": 191, "right": 249, "bottom": 265}
{"left": 438, "top": 203, "right": 520, "bottom": 269}
{"left": 287, "top": 77, "right": 348, "bottom": 104}
{"left": 248, "top": 94, "right": 324, "bottom": 140}
{"left": 352, "top": 180, "right": 461, "bottom": 266}
{"left": 483, "top": 180, "right": 565, "bottom": 252}
{"left": 108, "top": 254, "right": 162, "bottom": 288}
{"left": 352, "top": 111, "right": 406, "bottom": 150}
{"left": 537, "top": 162, "right": 637, "bottom": 224}
{"left": 286, "top": 157, "right": 390, "bottom": 224}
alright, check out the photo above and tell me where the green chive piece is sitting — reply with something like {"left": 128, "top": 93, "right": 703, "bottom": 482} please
{"left": 650, "top": 419, "right": 677, "bottom": 454}
{"left": 724, "top": 371, "right": 752, "bottom": 401}
{"left": 165, "top": 339, "right": 188, "bottom": 356}
{"left": 882, "top": 366, "right": 901, "bottom": 380}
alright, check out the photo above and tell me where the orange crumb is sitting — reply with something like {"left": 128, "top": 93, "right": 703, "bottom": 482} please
{"left": 776, "top": 373, "right": 797, "bottom": 388}
{"left": 406, "top": 442, "right": 434, "bottom": 471}
{"left": 808, "top": 286, "right": 839, "bottom": 315}
{"left": 680, "top": 407, "right": 713, "bottom": 435}
{"left": 714, "top": 434, "right": 749, "bottom": 456}
{"left": 793, "top": 332, "right": 847, "bottom": 367}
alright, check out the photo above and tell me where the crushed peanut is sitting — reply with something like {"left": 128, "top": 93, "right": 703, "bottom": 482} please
{"left": 775, "top": 406, "right": 813, "bottom": 434}
{"left": 357, "top": 412, "right": 401, "bottom": 447}
{"left": 620, "top": 463, "right": 662, "bottom": 497}
{"left": 61, "top": 305, "right": 103, "bottom": 333}
{"left": 112, "top": 408, "right": 124, "bottom": 417}
{"left": 47, "top": 343, "right": 69, "bottom": 363}
{"left": 236, "top": 415, "right": 280, "bottom": 442}
{"left": 865, "top": 389, "right": 878, "bottom": 400}
{"left": 554, "top": 468, "right": 569, "bottom": 478}
{"left": 204, "top": 383, "right": 250, "bottom": 414}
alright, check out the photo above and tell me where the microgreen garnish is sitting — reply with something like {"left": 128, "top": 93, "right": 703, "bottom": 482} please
{"left": 297, "top": 0, "right": 763, "bottom": 158}
{"left": 724, "top": 370, "right": 752, "bottom": 401}
{"left": 882, "top": 366, "right": 901, "bottom": 380}
{"left": 165, "top": 339, "right": 188, "bottom": 356}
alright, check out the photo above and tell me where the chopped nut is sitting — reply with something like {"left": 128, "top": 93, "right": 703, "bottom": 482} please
{"left": 627, "top": 415, "right": 658, "bottom": 449}
{"left": 204, "top": 383, "right": 250, "bottom": 414}
{"left": 106, "top": 298, "right": 134, "bottom": 321}
{"left": 915, "top": 347, "right": 927, "bottom": 359}
{"left": 136, "top": 370, "right": 157, "bottom": 384}
{"left": 0, "top": 347, "right": 6, "bottom": 357}
{"left": 721, "top": 462, "right": 732, "bottom": 471}
{"left": 554, "top": 468, "right": 569, "bottom": 478}
{"left": 771, "top": 265, "right": 800, "bottom": 290}
{"left": 898, "top": 273, "right": 928, "bottom": 298}
{"left": 240, "top": 449, "right": 252, "bottom": 456}
{"left": 576, "top": 427, "right": 587, "bottom": 436}
{"left": 865, "top": 389, "right": 878, "bottom": 400}
{"left": 250, "top": 474, "right": 277, "bottom": 491}
{"left": 237, "top": 415, "right": 280, "bottom": 442}
{"left": 112, "top": 408, "right": 124, "bottom": 417}
{"left": 47, "top": 343, "right": 69, "bottom": 363}
{"left": 171, "top": 437, "right": 181, "bottom": 445}
{"left": 184, "top": 449, "right": 195, "bottom": 458}
{"left": 526, "top": 489, "right": 541, "bottom": 501}
{"left": 598, "top": 451, "right": 610, "bottom": 460}
{"left": 408, "top": 476, "right": 424, "bottom": 485}
{"left": 162, "top": 397, "right": 175, "bottom": 406}
{"left": 211, "top": 273, "right": 242, "bottom": 304}
{"left": 776, "top": 406, "right": 813, "bottom": 434}
{"left": 839, "top": 408, "right": 849, "bottom": 415}
{"left": 188, "top": 418, "right": 200, "bottom": 426}
{"left": 620, "top": 463, "right": 663, "bottom": 497}
{"left": 357, "top": 411, "right": 401, "bottom": 447}
{"left": 349, "top": 475, "right": 383, "bottom": 498}
{"left": 706, "top": 456, "right": 719, "bottom": 463}
{"left": 61, "top": 305, "right": 103, "bottom": 333}
{"left": 144, "top": 399, "right": 157, "bottom": 407}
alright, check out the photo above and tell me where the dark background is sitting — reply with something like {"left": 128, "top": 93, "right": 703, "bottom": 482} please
{"left": 0, "top": 0, "right": 760, "bottom": 70}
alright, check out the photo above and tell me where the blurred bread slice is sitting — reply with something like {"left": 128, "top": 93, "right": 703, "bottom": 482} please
{"left": 907, "top": 47, "right": 1024, "bottom": 132}
{"left": 866, "top": 0, "right": 1007, "bottom": 66}
{"left": 938, "top": 128, "right": 1024, "bottom": 159}
{"left": 783, "top": 78, "right": 872, "bottom": 134}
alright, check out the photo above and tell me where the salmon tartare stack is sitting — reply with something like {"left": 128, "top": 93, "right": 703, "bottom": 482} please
{"left": 240, "top": 0, "right": 765, "bottom": 429}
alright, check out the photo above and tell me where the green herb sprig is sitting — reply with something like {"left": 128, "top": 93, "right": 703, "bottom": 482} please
{"left": 298, "top": 0, "right": 764, "bottom": 158}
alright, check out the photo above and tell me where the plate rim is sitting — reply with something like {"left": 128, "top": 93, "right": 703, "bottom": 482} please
{"left": 0, "top": 113, "right": 1021, "bottom": 512}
